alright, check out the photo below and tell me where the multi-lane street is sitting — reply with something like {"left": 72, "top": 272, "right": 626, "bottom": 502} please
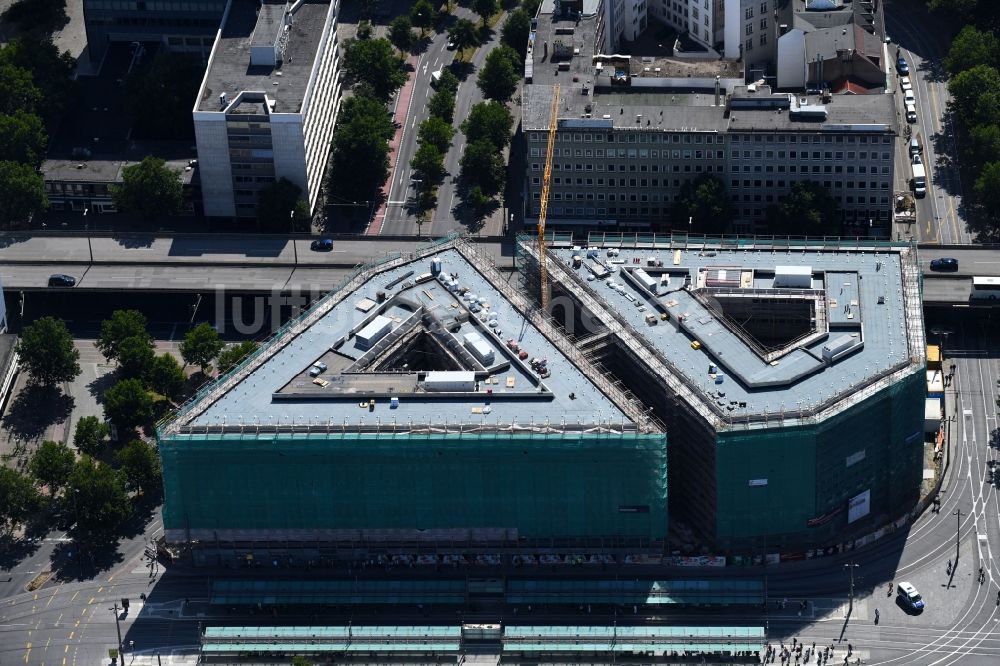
{"left": 375, "top": 10, "right": 508, "bottom": 238}
{"left": 885, "top": 0, "right": 970, "bottom": 245}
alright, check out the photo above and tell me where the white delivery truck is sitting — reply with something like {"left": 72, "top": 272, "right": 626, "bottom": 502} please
{"left": 911, "top": 162, "right": 926, "bottom": 197}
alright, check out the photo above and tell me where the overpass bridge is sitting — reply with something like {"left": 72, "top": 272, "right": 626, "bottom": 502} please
{"left": 0, "top": 233, "right": 994, "bottom": 306}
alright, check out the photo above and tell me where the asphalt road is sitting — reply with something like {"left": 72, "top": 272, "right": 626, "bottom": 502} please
{"left": 885, "top": 1, "right": 969, "bottom": 245}
{"left": 0, "top": 235, "right": 511, "bottom": 291}
{"left": 378, "top": 11, "right": 507, "bottom": 238}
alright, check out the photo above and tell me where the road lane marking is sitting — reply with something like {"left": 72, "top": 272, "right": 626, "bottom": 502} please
{"left": 24, "top": 643, "right": 31, "bottom": 663}
{"left": 69, "top": 591, "right": 78, "bottom": 603}
{"left": 68, "top": 631, "right": 74, "bottom": 640}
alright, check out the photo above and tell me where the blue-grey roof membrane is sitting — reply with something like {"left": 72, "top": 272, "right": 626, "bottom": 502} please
{"left": 189, "top": 249, "right": 630, "bottom": 428}
{"left": 550, "top": 244, "right": 918, "bottom": 421}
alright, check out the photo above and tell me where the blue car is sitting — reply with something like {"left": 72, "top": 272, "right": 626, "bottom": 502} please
{"left": 929, "top": 258, "right": 958, "bottom": 272}
{"left": 896, "top": 57, "right": 909, "bottom": 75}
{"left": 310, "top": 238, "right": 333, "bottom": 251}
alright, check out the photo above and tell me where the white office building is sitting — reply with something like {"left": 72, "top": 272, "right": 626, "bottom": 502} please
{"left": 193, "top": 0, "right": 342, "bottom": 218}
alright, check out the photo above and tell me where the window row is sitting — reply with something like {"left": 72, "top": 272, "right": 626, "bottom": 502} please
{"left": 731, "top": 179, "right": 890, "bottom": 191}
{"left": 537, "top": 148, "right": 726, "bottom": 159}
{"left": 731, "top": 150, "right": 891, "bottom": 161}
{"left": 730, "top": 164, "right": 891, "bottom": 175}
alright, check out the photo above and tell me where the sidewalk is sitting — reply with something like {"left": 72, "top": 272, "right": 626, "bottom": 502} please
{"left": 367, "top": 55, "right": 419, "bottom": 236}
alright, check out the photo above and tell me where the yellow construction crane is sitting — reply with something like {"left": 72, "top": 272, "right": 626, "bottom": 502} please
{"left": 537, "top": 83, "right": 559, "bottom": 312}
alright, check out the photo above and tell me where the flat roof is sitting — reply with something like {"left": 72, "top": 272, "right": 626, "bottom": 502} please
{"left": 163, "top": 239, "right": 645, "bottom": 434}
{"left": 196, "top": 0, "right": 332, "bottom": 113}
{"left": 524, "top": 84, "right": 897, "bottom": 133}
{"left": 538, "top": 237, "right": 924, "bottom": 429}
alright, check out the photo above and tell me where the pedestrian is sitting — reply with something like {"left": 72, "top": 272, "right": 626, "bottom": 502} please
{"left": 848, "top": 643, "right": 852, "bottom": 656}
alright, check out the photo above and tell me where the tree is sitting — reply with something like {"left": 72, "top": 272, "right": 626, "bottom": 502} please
{"left": 217, "top": 340, "right": 259, "bottom": 374}
{"left": 180, "top": 323, "right": 223, "bottom": 374}
{"left": 467, "top": 184, "right": 492, "bottom": 218}
{"left": 116, "top": 335, "right": 156, "bottom": 380}
{"left": 0, "top": 37, "right": 78, "bottom": 126}
{"left": 968, "top": 124, "right": 1000, "bottom": 171}
{"left": 501, "top": 8, "right": 532, "bottom": 58}
{"left": 256, "top": 177, "right": 310, "bottom": 232}
{"left": 411, "top": 142, "right": 446, "bottom": 183}
{"left": 1, "top": 0, "right": 70, "bottom": 36}
{"left": 447, "top": 18, "right": 480, "bottom": 53}
{"left": 388, "top": 16, "right": 414, "bottom": 55}
{"left": 418, "top": 116, "right": 455, "bottom": 154}
{"left": 342, "top": 38, "right": 407, "bottom": 101}
{"left": 73, "top": 416, "right": 110, "bottom": 457}
{"left": 949, "top": 65, "right": 1000, "bottom": 128}
{"left": 103, "top": 378, "right": 154, "bottom": 432}
{"left": 147, "top": 353, "right": 186, "bottom": 400}
{"left": 460, "top": 139, "right": 506, "bottom": 195}
{"left": 428, "top": 89, "right": 456, "bottom": 123}
{"left": 110, "top": 156, "right": 183, "bottom": 222}
{"left": 65, "top": 456, "right": 130, "bottom": 538}
{"left": 928, "top": 0, "right": 977, "bottom": 23}
{"left": 96, "top": 310, "right": 150, "bottom": 363}
{"left": 0, "top": 467, "right": 41, "bottom": 536}
{"left": 409, "top": 0, "right": 435, "bottom": 36}
{"left": 123, "top": 52, "right": 202, "bottom": 140}
{"left": 16, "top": 316, "right": 80, "bottom": 387}
{"left": 477, "top": 45, "right": 521, "bottom": 103}
{"left": 29, "top": 440, "right": 75, "bottom": 495}
{"left": 945, "top": 25, "right": 1000, "bottom": 75}
{"left": 0, "top": 160, "right": 46, "bottom": 228}
{"left": 328, "top": 94, "right": 395, "bottom": 205}
{"left": 115, "top": 440, "right": 161, "bottom": 496}
{"left": 435, "top": 68, "right": 459, "bottom": 96}
{"left": 764, "top": 181, "right": 841, "bottom": 236}
{"left": 471, "top": 0, "right": 499, "bottom": 27}
{"left": 0, "top": 63, "right": 41, "bottom": 115}
{"left": 670, "top": 175, "right": 734, "bottom": 235}
{"left": 974, "top": 161, "right": 1000, "bottom": 226}
{"left": 291, "top": 657, "right": 313, "bottom": 666}
{"left": 0, "top": 110, "right": 47, "bottom": 166}
{"left": 462, "top": 101, "right": 513, "bottom": 149}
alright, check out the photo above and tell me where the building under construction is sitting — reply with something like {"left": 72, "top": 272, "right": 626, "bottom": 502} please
{"left": 518, "top": 232, "right": 926, "bottom": 550}
{"left": 158, "top": 233, "right": 925, "bottom": 553}
{"left": 158, "top": 236, "right": 668, "bottom": 552}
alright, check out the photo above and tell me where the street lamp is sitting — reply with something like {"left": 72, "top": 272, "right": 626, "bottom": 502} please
{"left": 109, "top": 603, "right": 123, "bottom": 658}
{"left": 953, "top": 508, "right": 963, "bottom": 560}
{"left": 844, "top": 562, "right": 859, "bottom": 615}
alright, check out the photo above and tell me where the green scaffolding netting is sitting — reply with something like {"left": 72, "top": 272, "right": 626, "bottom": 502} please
{"left": 160, "top": 431, "right": 668, "bottom": 539}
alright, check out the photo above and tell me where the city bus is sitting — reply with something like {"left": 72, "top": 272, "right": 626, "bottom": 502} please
{"left": 971, "top": 276, "right": 1000, "bottom": 300}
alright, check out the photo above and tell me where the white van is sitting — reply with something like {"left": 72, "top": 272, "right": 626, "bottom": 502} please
{"left": 430, "top": 69, "right": 443, "bottom": 88}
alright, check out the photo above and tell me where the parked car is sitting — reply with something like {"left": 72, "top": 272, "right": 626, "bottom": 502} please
{"left": 909, "top": 136, "right": 922, "bottom": 156}
{"left": 904, "top": 89, "right": 915, "bottom": 105}
{"left": 912, "top": 153, "right": 922, "bottom": 165}
{"left": 309, "top": 361, "right": 328, "bottom": 377}
{"left": 310, "top": 238, "right": 333, "bottom": 251}
{"left": 929, "top": 258, "right": 959, "bottom": 272}
{"left": 897, "top": 581, "right": 924, "bottom": 611}
{"left": 900, "top": 76, "right": 912, "bottom": 92}
{"left": 47, "top": 274, "right": 76, "bottom": 287}
{"left": 896, "top": 56, "right": 909, "bottom": 75}
{"left": 906, "top": 104, "right": 917, "bottom": 123}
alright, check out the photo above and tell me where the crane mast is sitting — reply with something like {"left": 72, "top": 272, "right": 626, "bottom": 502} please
{"left": 537, "top": 84, "right": 560, "bottom": 312}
